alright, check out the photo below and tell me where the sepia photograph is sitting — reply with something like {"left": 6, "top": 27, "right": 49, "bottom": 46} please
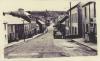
{"left": 0, "top": 0, "right": 99, "bottom": 60}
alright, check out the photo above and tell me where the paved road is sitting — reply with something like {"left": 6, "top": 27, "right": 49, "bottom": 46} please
{"left": 4, "top": 24, "right": 97, "bottom": 58}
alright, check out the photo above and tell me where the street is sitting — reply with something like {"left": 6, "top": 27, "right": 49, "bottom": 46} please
{"left": 4, "top": 24, "right": 97, "bottom": 58}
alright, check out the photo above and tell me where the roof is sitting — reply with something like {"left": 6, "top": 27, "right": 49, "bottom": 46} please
{"left": 82, "top": 1, "right": 96, "bottom": 7}
{"left": 3, "top": 11, "right": 31, "bottom": 23}
{"left": 67, "top": 1, "right": 96, "bottom": 12}
{"left": 38, "top": 20, "right": 45, "bottom": 24}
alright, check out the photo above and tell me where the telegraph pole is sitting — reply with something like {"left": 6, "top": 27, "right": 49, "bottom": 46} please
{"left": 69, "top": 2, "right": 72, "bottom": 35}
{"left": 23, "top": 20, "right": 25, "bottom": 42}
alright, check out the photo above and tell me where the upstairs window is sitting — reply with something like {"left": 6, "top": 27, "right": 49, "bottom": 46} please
{"left": 85, "top": 7, "right": 87, "bottom": 18}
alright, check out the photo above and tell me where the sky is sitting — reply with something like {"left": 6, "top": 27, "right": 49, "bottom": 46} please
{"left": 0, "top": 0, "right": 68, "bottom": 11}
{"left": 0, "top": 0, "right": 95, "bottom": 11}
{"left": 0, "top": 0, "right": 95, "bottom": 24}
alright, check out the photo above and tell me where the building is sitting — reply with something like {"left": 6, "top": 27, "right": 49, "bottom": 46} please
{"left": 65, "top": 1, "right": 96, "bottom": 43}
{"left": 82, "top": 1, "right": 96, "bottom": 43}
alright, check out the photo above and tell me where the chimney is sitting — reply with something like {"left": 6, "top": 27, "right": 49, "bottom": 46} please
{"left": 18, "top": 8, "right": 24, "bottom": 15}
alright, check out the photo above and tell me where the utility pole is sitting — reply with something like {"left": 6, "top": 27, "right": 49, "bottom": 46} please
{"left": 23, "top": 20, "right": 25, "bottom": 42}
{"left": 69, "top": 2, "right": 72, "bottom": 35}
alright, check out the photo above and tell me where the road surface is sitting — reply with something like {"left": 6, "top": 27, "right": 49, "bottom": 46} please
{"left": 4, "top": 24, "right": 97, "bottom": 58}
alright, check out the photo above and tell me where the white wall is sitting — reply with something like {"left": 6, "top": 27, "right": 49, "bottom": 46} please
{"left": 1, "top": 13, "right": 29, "bottom": 46}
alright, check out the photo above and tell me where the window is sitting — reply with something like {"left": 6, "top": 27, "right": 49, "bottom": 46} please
{"left": 86, "top": 24, "right": 88, "bottom": 32}
{"left": 72, "top": 27, "right": 74, "bottom": 34}
{"left": 4, "top": 23, "right": 6, "bottom": 30}
{"left": 94, "top": 3, "right": 96, "bottom": 17}
{"left": 90, "top": 18, "right": 93, "bottom": 22}
{"left": 94, "top": 24, "right": 97, "bottom": 33}
{"left": 75, "top": 27, "right": 77, "bottom": 34}
{"left": 85, "top": 7, "right": 87, "bottom": 18}
{"left": 90, "top": 23, "right": 93, "bottom": 27}
{"left": 11, "top": 25, "right": 13, "bottom": 32}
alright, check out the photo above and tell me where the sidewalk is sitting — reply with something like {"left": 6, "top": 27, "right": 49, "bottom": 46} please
{"left": 72, "top": 38, "right": 97, "bottom": 51}
{"left": 5, "top": 33, "right": 43, "bottom": 48}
